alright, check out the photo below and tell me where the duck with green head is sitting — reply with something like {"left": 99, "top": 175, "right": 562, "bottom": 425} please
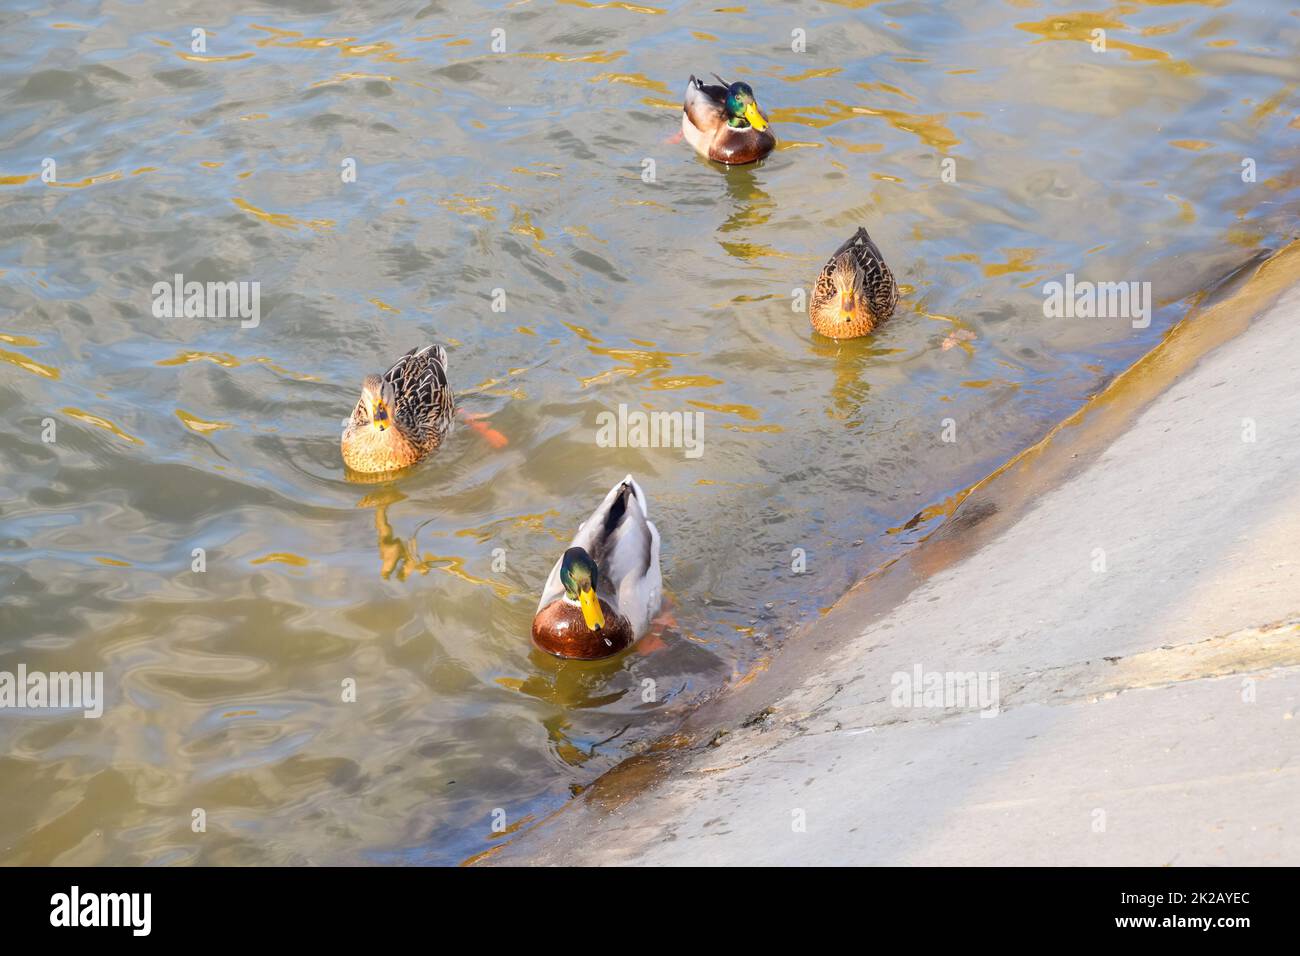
{"left": 682, "top": 73, "right": 776, "bottom": 166}
{"left": 532, "top": 477, "right": 663, "bottom": 660}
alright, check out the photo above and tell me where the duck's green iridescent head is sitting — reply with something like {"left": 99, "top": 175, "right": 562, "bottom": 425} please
{"left": 725, "top": 82, "right": 768, "bottom": 132}
{"left": 560, "top": 547, "right": 604, "bottom": 631}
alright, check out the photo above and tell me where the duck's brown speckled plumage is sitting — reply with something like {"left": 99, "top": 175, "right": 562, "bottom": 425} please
{"left": 809, "top": 227, "right": 899, "bottom": 339}
{"left": 341, "top": 345, "right": 455, "bottom": 474}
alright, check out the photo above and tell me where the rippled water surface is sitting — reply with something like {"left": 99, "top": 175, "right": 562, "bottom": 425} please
{"left": 1, "top": 0, "right": 1297, "bottom": 864}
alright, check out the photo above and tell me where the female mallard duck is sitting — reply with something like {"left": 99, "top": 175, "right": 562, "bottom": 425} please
{"left": 341, "top": 345, "right": 455, "bottom": 474}
{"left": 681, "top": 74, "right": 775, "bottom": 166}
{"left": 532, "top": 476, "right": 663, "bottom": 660}
{"left": 810, "top": 227, "right": 899, "bottom": 339}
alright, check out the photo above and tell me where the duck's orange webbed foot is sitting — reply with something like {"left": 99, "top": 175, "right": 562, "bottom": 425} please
{"left": 457, "top": 408, "right": 509, "bottom": 449}
{"left": 635, "top": 605, "right": 679, "bottom": 655}
{"left": 636, "top": 633, "right": 668, "bottom": 655}
{"left": 652, "top": 607, "right": 678, "bottom": 630}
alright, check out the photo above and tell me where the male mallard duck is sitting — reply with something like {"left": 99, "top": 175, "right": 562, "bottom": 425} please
{"left": 681, "top": 74, "right": 775, "bottom": 166}
{"left": 341, "top": 345, "right": 455, "bottom": 474}
{"left": 532, "top": 476, "right": 663, "bottom": 660}
{"left": 809, "top": 227, "right": 899, "bottom": 339}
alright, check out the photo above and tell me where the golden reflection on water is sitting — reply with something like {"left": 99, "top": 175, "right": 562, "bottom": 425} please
{"left": 60, "top": 407, "right": 142, "bottom": 445}
{"left": 176, "top": 409, "right": 233, "bottom": 433}
{"left": 363, "top": 489, "right": 431, "bottom": 581}
{"left": 772, "top": 100, "right": 961, "bottom": 151}
{"left": 589, "top": 71, "right": 670, "bottom": 94}
{"left": 232, "top": 197, "right": 334, "bottom": 232}
{"left": 513, "top": 50, "right": 629, "bottom": 64}
{"left": 156, "top": 351, "right": 318, "bottom": 380}
{"left": 0, "top": 347, "right": 60, "bottom": 379}
{"left": 249, "top": 552, "right": 310, "bottom": 567}
{"left": 558, "top": 0, "right": 666, "bottom": 15}
{"left": 176, "top": 52, "right": 256, "bottom": 63}
{"left": 1015, "top": 11, "right": 1201, "bottom": 73}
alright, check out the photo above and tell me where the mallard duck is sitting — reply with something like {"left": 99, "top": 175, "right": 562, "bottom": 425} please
{"left": 681, "top": 74, "right": 775, "bottom": 166}
{"left": 532, "top": 476, "right": 663, "bottom": 660}
{"left": 341, "top": 345, "right": 455, "bottom": 474}
{"left": 809, "top": 227, "right": 899, "bottom": 339}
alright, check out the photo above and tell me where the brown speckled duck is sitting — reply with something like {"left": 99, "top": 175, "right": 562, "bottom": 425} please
{"left": 681, "top": 74, "right": 775, "bottom": 166}
{"left": 532, "top": 477, "right": 663, "bottom": 661}
{"left": 809, "top": 227, "right": 899, "bottom": 339}
{"left": 341, "top": 345, "right": 455, "bottom": 474}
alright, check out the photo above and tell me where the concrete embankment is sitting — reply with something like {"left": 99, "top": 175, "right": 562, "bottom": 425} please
{"left": 484, "top": 244, "right": 1300, "bottom": 866}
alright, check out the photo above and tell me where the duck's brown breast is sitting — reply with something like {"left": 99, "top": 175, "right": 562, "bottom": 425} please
{"left": 531, "top": 598, "right": 634, "bottom": 660}
{"left": 709, "top": 127, "right": 776, "bottom": 166}
{"left": 809, "top": 299, "right": 881, "bottom": 339}
{"left": 341, "top": 425, "right": 422, "bottom": 474}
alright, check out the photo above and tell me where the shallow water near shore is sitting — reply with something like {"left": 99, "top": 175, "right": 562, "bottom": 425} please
{"left": 0, "top": 1, "right": 1297, "bottom": 865}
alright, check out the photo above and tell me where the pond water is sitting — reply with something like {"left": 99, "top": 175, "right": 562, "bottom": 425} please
{"left": 0, "top": 0, "right": 1296, "bottom": 864}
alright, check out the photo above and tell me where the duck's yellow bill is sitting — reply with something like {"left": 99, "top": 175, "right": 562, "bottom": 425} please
{"left": 744, "top": 102, "right": 768, "bottom": 132}
{"left": 578, "top": 587, "right": 605, "bottom": 631}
